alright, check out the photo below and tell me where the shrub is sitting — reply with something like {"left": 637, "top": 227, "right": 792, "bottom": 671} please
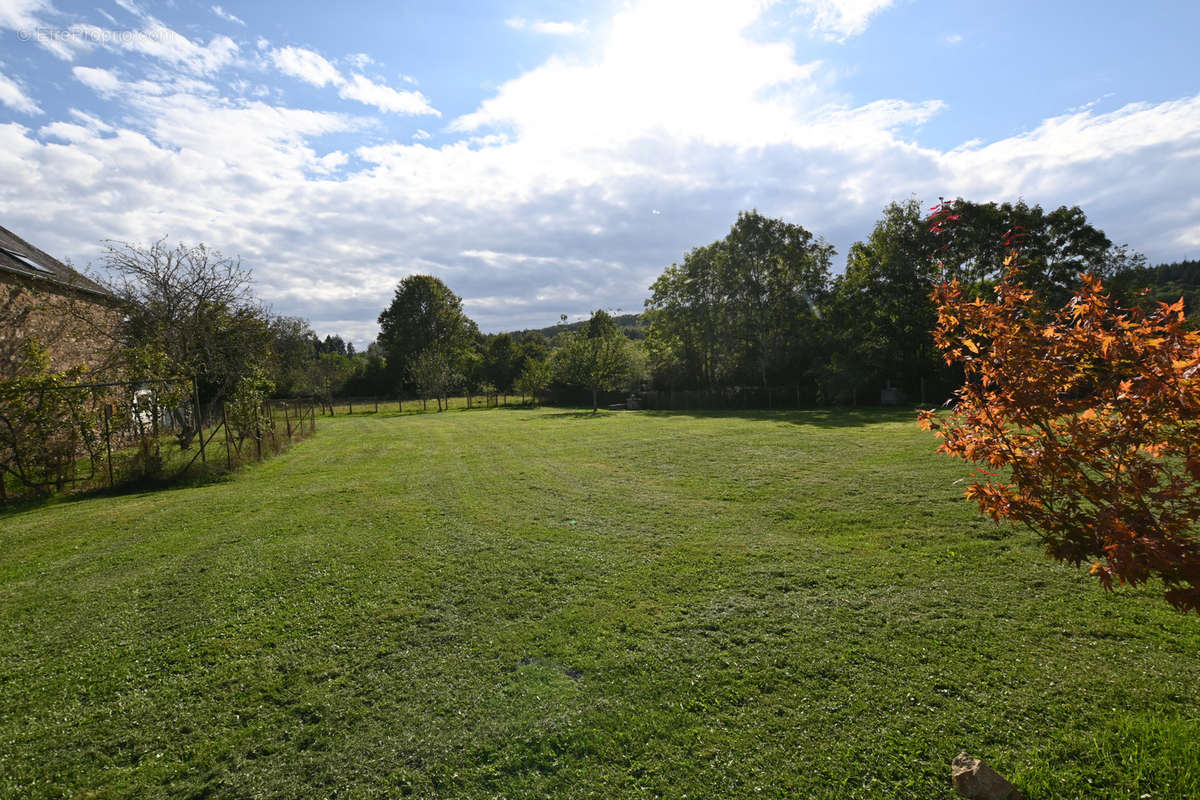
{"left": 920, "top": 221, "right": 1200, "bottom": 612}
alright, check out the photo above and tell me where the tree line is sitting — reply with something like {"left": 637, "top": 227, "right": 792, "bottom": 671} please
{"left": 352, "top": 196, "right": 1182, "bottom": 410}
{"left": 56, "top": 195, "right": 1190, "bottom": 415}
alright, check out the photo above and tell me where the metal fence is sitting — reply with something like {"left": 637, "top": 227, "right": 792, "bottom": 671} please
{"left": 0, "top": 378, "right": 317, "bottom": 503}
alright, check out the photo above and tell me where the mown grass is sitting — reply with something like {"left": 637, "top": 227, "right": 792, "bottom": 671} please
{"left": 1, "top": 406, "right": 1197, "bottom": 799}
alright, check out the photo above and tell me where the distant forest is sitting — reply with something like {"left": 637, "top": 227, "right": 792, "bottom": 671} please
{"left": 509, "top": 259, "right": 1198, "bottom": 350}
{"left": 1107, "top": 259, "right": 1200, "bottom": 317}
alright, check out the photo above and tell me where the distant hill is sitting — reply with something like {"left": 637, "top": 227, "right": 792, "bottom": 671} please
{"left": 1109, "top": 259, "right": 1200, "bottom": 326}
{"left": 506, "top": 312, "right": 646, "bottom": 341}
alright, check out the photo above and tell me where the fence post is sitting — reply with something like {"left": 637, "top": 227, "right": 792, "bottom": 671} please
{"left": 374, "top": 397, "right": 379, "bottom": 413}
{"left": 255, "top": 403, "right": 263, "bottom": 461}
{"left": 193, "top": 378, "right": 206, "bottom": 463}
{"left": 222, "top": 403, "right": 234, "bottom": 470}
{"left": 284, "top": 402, "right": 292, "bottom": 438}
{"left": 348, "top": 399, "right": 353, "bottom": 415}
{"left": 103, "top": 404, "right": 115, "bottom": 488}
{"left": 267, "top": 401, "right": 277, "bottom": 451}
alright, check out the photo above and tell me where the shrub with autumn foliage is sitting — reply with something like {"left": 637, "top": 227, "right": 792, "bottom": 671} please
{"left": 919, "top": 205, "right": 1200, "bottom": 612}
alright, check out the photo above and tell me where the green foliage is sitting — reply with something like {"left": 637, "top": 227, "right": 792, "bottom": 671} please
{"left": 931, "top": 198, "right": 1140, "bottom": 301}
{"left": 511, "top": 313, "right": 646, "bottom": 343}
{"left": 552, "top": 310, "right": 639, "bottom": 411}
{"left": 228, "top": 365, "right": 275, "bottom": 441}
{"left": 101, "top": 239, "right": 273, "bottom": 406}
{"left": 303, "top": 352, "right": 361, "bottom": 410}
{"left": 645, "top": 210, "right": 833, "bottom": 390}
{"left": 514, "top": 357, "right": 552, "bottom": 403}
{"left": 825, "top": 199, "right": 946, "bottom": 401}
{"left": 1107, "top": 258, "right": 1200, "bottom": 328}
{"left": 483, "top": 333, "right": 520, "bottom": 392}
{"left": 0, "top": 340, "right": 95, "bottom": 494}
{"left": 267, "top": 316, "right": 318, "bottom": 397}
{"left": 409, "top": 347, "right": 457, "bottom": 410}
{"left": 377, "top": 275, "right": 479, "bottom": 392}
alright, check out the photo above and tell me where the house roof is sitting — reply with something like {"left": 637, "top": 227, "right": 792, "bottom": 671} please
{"left": 0, "top": 224, "right": 116, "bottom": 302}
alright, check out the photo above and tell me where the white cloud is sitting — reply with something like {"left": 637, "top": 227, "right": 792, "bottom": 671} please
{"left": 116, "top": 23, "right": 238, "bottom": 74}
{"left": 0, "top": 0, "right": 94, "bottom": 60}
{"left": 72, "top": 65, "right": 122, "bottom": 94}
{"left": 943, "top": 33, "right": 963, "bottom": 46}
{"left": 211, "top": 5, "right": 245, "bottom": 26}
{"left": 506, "top": 17, "right": 588, "bottom": 35}
{"left": 0, "top": 0, "right": 52, "bottom": 31}
{"left": 346, "top": 52, "right": 374, "bottom": 70}
{"left": 270, "top": 45, "right": 342, "bottom": 88}
{"left": 39, "top": 120, "right": 96, "bottom": 142}
{"left": 338, "top": 74, "right": 438, "bottom": 116}
{"left": 0, "top": 66, "right": 40, "bottom": 114}
{"left": 68, "top": 108, "right": 114, "bottom": 132}
{"left": 269, "top": 46, "right": 438, "bottom": 115}
{"left": 313, "top": 150, "right": 349, "bottom": 173}
{"left": 412, "top": 128, "right": 431, "bottom": 140}
{"left": 2, "top": 0, "right": 1198, "bottom": 344}
{"left": 455, "top": 0, "right": 835, "bottom": 150}
{"left": 794, "top": 0, "right": 896, "bottom": 40}
{"left": 113, "top": 0, "right": 145, "bottom": 17}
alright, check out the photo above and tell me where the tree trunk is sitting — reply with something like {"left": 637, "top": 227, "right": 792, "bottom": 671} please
{"left": 592, "top": 387, "right": 598, "bottom": 413}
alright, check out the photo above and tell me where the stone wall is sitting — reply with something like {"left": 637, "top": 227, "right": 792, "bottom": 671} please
{"left": 0, "top": 271, "right": 122, "bottom": 379}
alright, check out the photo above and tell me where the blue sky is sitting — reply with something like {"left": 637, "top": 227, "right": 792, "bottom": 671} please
{"left": 2, "top": 0, "right": 1199, "bottom": 343}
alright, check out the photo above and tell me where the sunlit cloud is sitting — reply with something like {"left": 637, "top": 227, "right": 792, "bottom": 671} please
{"left": 0, "top": 0, "right": 1196, "bottom": 345}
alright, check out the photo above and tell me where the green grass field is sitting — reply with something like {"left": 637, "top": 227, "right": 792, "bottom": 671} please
{"left": 1, "top": 407, "right": 1197, "bottom": 799}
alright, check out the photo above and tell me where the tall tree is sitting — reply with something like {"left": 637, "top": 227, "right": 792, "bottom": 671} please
{"left": 98, "top": 239, "right": 273, "bottom": 410}
{"left": 828, "top": 199, "right": 944, "bottom": 401}
{"left": 483, "top": 333, "right": 521, "bottom": 393}
{"left": 645, "top": 211, "right": 832, "bottom": 391}
{"left": 934, "top": 198, "right": 1142, "bottom": 301}
{"left": 377, "top": 275, "right": 479, "bottom": 393}
{"left": 553, "top": 310, "right": 637, "bottom": 412}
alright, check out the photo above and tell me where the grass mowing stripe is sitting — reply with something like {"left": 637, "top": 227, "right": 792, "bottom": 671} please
{"left": 1, "top": 407, "right": 1197, "bottom": 798}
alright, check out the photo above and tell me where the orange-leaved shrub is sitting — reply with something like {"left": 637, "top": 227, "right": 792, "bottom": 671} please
{"left": 919, "top": 206, "right": 1200, "bottom": 612}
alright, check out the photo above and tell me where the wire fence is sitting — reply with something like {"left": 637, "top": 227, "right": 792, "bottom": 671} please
{"left": 320, "top": 392, "right": 537, "bottom": 415}
{"left": 0, "top": 377, "right": 317, "bottom": 503}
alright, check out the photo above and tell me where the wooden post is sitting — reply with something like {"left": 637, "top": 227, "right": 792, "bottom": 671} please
{"left": 103, "top": 404, "right": 115, "bottom": 488}
{"left": 374, "top": 397, "right": 379, "bottom": 413}
{"left": 284, "top": 402, "right": 292, "bottom": 438}
{"left": 266, "top": 401, "right": 276, "bottom": 452}
{"left": 222, "top": 403, "right": 233, "bottom": 470}
{"left": 348, "top": 399, "right": 353, "bottom": 415}
{"left": 193, "top": 378, "right": 206, "bottom": 463}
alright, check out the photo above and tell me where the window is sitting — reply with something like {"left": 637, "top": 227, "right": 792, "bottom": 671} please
{"left": 0, "top": 247, "right": 54, "bottom": 275}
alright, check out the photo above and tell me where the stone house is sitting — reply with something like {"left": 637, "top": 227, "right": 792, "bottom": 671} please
{"left": 0, "top": 225, "right": 122, "bottom": 379}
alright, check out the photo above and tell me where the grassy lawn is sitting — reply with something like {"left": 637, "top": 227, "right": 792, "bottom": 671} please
{"left": 1, "top": 406, "right": 1197, "bottom": 799}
